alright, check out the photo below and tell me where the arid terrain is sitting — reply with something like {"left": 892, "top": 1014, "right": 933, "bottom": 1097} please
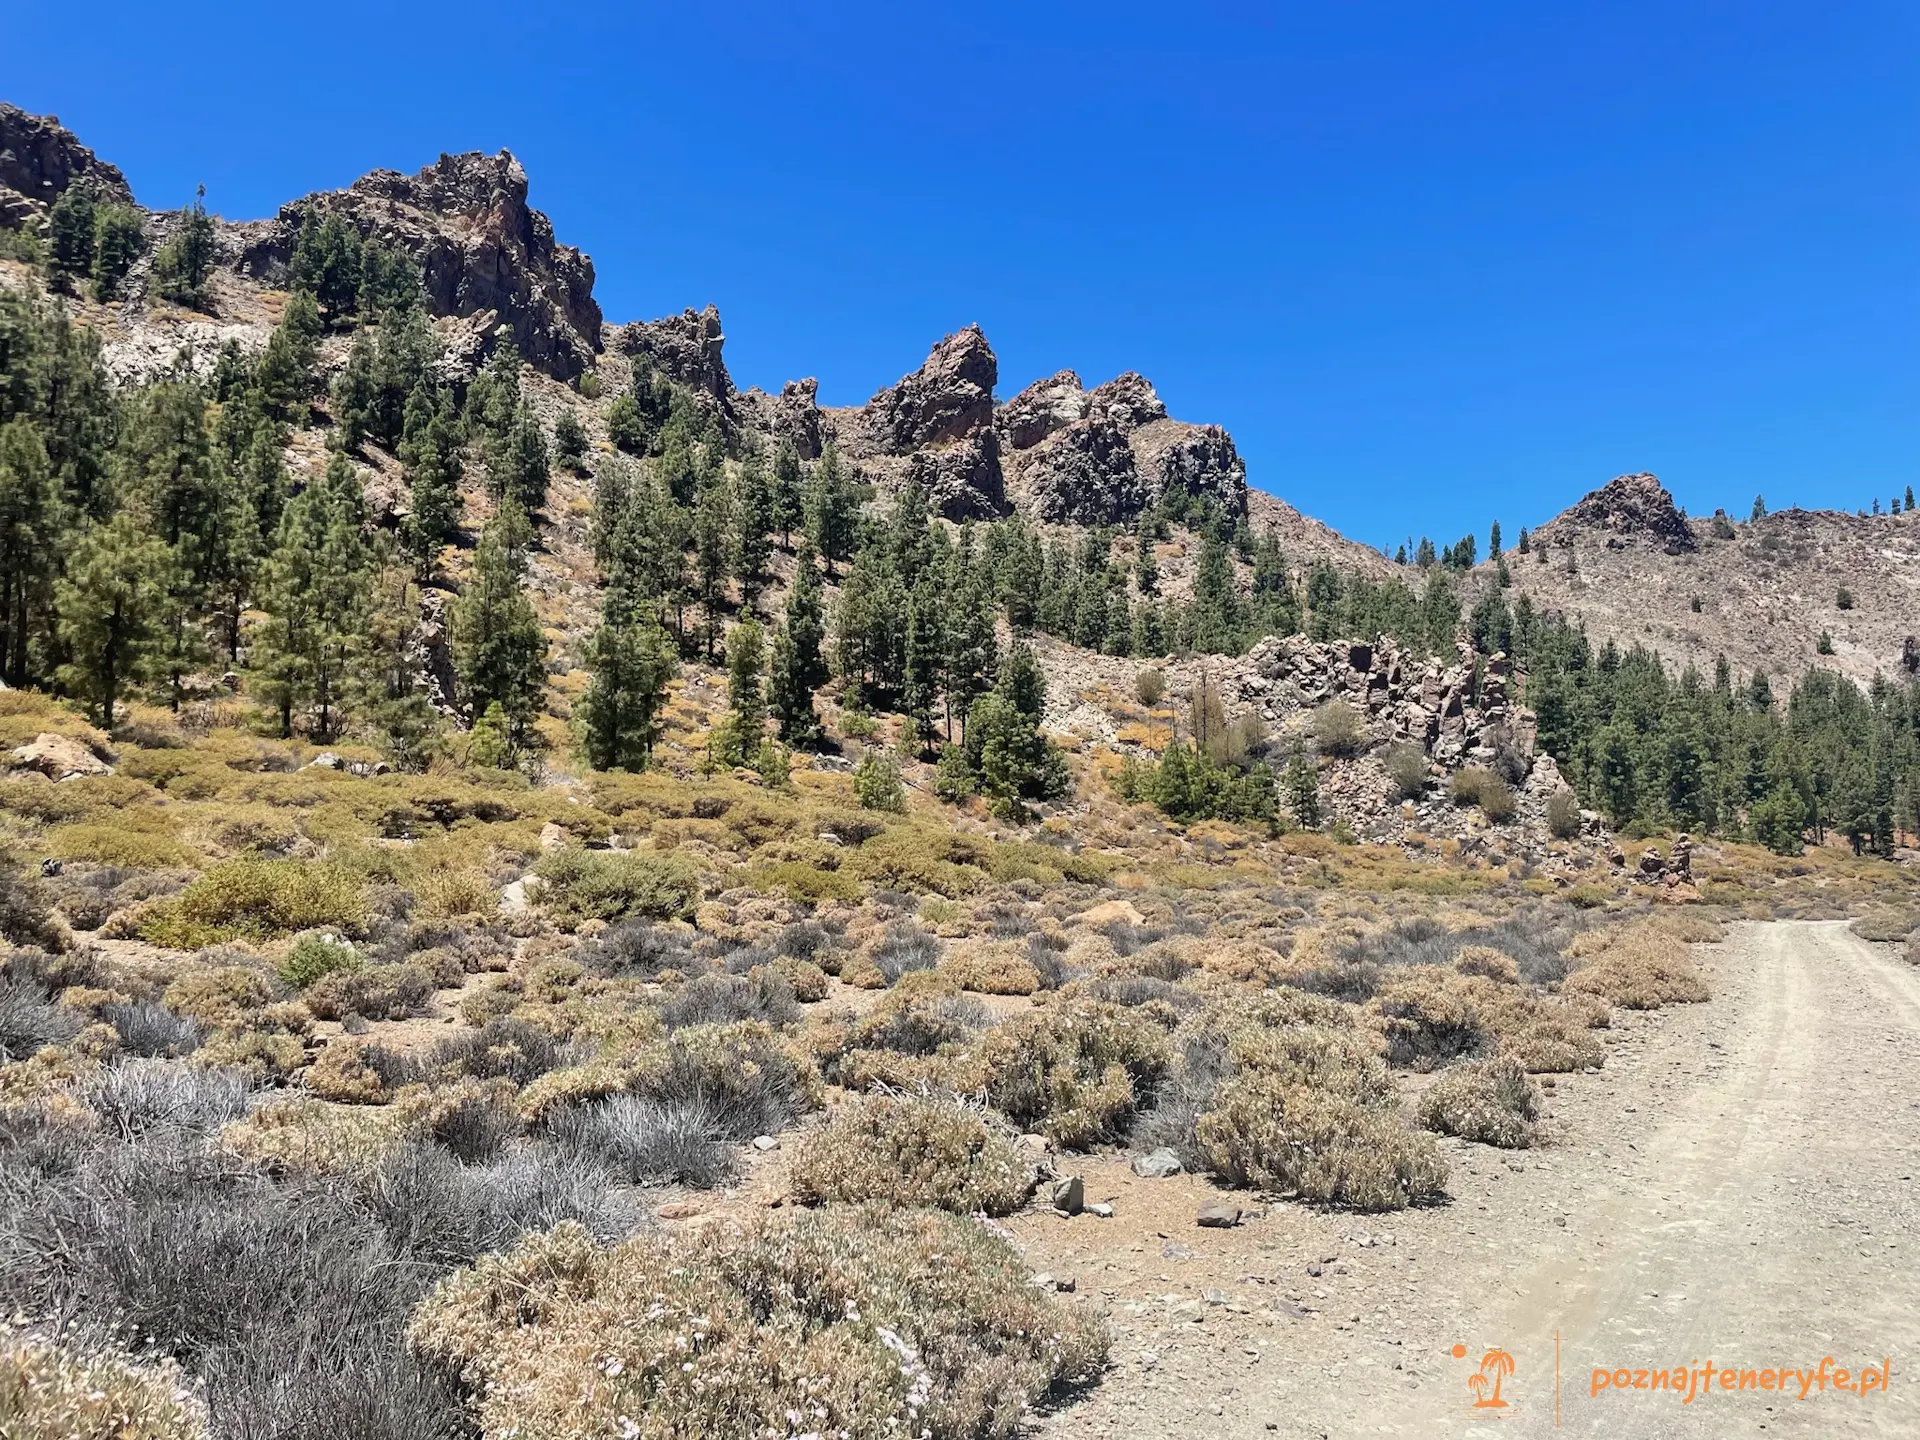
{"left": 1021, "top": 920, "right": 1920, "bottom": 1439}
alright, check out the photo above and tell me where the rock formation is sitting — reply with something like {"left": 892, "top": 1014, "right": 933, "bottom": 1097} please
{"left": 1553, "top": 472, "right": 1696, "bottom": 555}
{"left": 999, "top": 369, "right": 1246, "bottom": 524}
{"left": 619, "top": 304, "right": 733, "bottom": 405}
{"left": 737, "top": 377, "right": 827, "bottom": 461}
{"left": 236, "top": 150, "right": 601, "bottom": 380}
{"left": 0, "top": 104, "right": 134, "bottom": 226}
{"left": 852, "top": 325, "right": 1006, "bottom": 518}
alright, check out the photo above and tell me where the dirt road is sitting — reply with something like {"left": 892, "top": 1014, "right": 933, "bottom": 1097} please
{"left": 1029, "top": 921, "right": 1920, "bottom": 1439}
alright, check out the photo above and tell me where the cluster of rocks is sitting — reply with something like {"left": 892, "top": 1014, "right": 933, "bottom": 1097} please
{"left": 0, "top": 103, "right": 133, "bottom": 228}
{"left": 617, "top": 304, "right": 733, "bottom": 408}
{"left": 841, "top": 324, "right": 1007, "bottom": 520}
{"left": 1542, "top": 471, "right": 1696, "bottom": 556}
{"left": 234, "top": 150, "right": 601, "bottom": 380}
{"left": 998, "top": 367, "right": 1247, "bottom": 525}
{"left": 1235, "top": 633, "right": 1537, "bottom": 770}
{"left": 1624, "top": 834, "right": 1694, "bottom": 887}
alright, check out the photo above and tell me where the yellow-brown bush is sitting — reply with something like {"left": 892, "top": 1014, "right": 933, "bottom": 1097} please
{"left": 977, "top": 1001, "right": 1172, "bottom": 1149}
{"left": 161, "top": 966, "right": 272, "bottom": 1029}
{"left": 408, "top": 1207, "right": 1108, "bottom": 1440}
{"left": 1365, "top": 966, "right": 1491, "bottom": 1069}
{"left": 789, "top": 1092, "right": 1034, "bottom": 1215}
{"left": 1417, "top": 1056, "right": 1541, "bottom": 1148}
{"left": 764, "top": 955, "right": 829, "bottom": 1002}
{"left": 305, "top": 963, "right": 436, "bottom": 1022}
{"left": 306, "top": 1037, "right": 393, "bottom": 1104}
{"left": 1566, "top": 926, "right": 1709, "bottom": 1009}
{"left": 0, "top": 1326, "right": 204, "bottom": 1439}
{"left": 1196, "top": 1071, "right": 1446, "bottom": 1210}
{"left": 192, "top": 1028, "right": 306, "bottom": 1082}
{"left": 939, "top": 940, "right": 1041, "bottom": 995}
{"left": 220, "top": 1094, "right": 404, "bottom": 1174}
{"left": 531, "top": 847, "right": 700, "bottom": 927}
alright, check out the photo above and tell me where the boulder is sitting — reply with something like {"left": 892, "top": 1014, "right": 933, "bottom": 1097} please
{"left": 1196, "top": 1201, "right": 1243, "bottom": 1229}
{"left": 1051, "top": 1175, "right": 1085, "bottom": 1215}
{"left": 8, "top": 733, "right": 110, "bottom": 782}
{"left": 1131, "top": 1148, "right": 1183, "bottom": 1179}
{"left": 237, "top": 150, "right": 601, "bottom": 380}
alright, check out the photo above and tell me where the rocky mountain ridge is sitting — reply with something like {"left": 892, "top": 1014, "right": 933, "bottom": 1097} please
{"left": 4, "top": 102, "right": 1913, "bottom": 690}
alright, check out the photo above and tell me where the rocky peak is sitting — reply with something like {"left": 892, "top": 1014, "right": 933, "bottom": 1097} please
{"left": 237, "top": 149, "right": 601, "bottom": 380}
{"left": 1557, "top": 472, "right": 1696, "bottom": 554}
{"left": 1086, "top": 371, "right": 1167, "bottom": 430}
{"left": 0, "top": 103, "right": 134, "bottom": 226}
{"left": 999, "top": 370, "right": 1088, "bottom": 450}
{"left": 863, "top": 324, "right": 998, "bottom": 452}
{"left": 738, "top": 376, "right": 826, "bottom": 461}
{"left": 620, "top": 304, "right": 733, "bottom": 403}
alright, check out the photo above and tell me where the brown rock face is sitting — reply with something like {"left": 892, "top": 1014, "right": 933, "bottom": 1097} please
{"left": 1559, "top": 472, "right": 1697, "bottom": 555}
{"left": 620, "top": 304, "right": 733, "bottom": 404}
{"left": 1000, "top": 369, "right": 1246, "bottom": 524}
{"left": 908, "top": 430, "right": 1007, "bottom": 521}
{"left": 863, "top": 324, "right": 998, "bottom": 452}
{"left": 999, "top": 369, "right": 1088, "bottom": 450}
{"left": 1024, "top": 418, "right": 1146, "bottom": 524}
{"left": 0, "top": 104, "right": 134, "bottom": 226}
{"left": 238, "top": 151, "right": 601, "bottom": 380}
{"left": 739, "top": 377, "right": 827, "bottom": 461}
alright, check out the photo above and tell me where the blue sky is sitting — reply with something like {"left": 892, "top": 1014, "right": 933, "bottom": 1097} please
{"left": 5, "top": 1, "right": 1915, "bottom": 549}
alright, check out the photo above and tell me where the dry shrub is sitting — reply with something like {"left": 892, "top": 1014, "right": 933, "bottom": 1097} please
{"left": 1312, "top": 700, "right": 1366, "bottom": 758}
{"left": 219, "top": 1094, "right": 405, "bottom": 1175}
{"left": 767, "top": 955, "right": 829, "bottom": 1003}
{"left": 939, "top": 940, "right": 1041, "bottom": 996}
{"left": 191, "top": 1028, "right": 307, "bottom": 1083}
{"left": 1366, "top": 967, "right": 1491, "bottom": 1069}
{"left": 160, "top": 967, "right": 272, "bottom": 1030}
{"left": 531, "top": 847, "right": 700, "bottom": 928}
{"left": 396, "top": 1077, "right": 522, "bottom": 1162}
{"left": 1851, "top": 911, "right": 1919, "bottom": 943}
{"left": 1196, "top": 1073, "right": 1446, "bottom": 1211}
{"left": 414, "top": 868, "right": 499, "bottom": 920}
{"left": 1383, "top": 743, "right": 1428, "bottom": 800}
{"left": 1646, "top": 912, "right": 1726, "bottom": 945}
{"left": 305, "top": 963, "right": 434, "bottom": 1022}
{"left": 977, "top": 1000, "right": 1172, "bottom": 1149}
{"left": 1546, "top": 789, "right": 1582, "bottom": 840}
{"left": 789, "top": 1092, "right": 1034, "bottom": 1216}
{"left": 307, "top": 1038, "right": 397, "bottom": 1105}
{"left": 0, "top": 1327, "right": 205, "bottom": 1439}
{"left": 1454, "top": 945, "right": 1520, "bottom": 984}
{"left": 1565, "top": 926, "right": 1709, "bottom": 1009}
{"left": 408, "top": 1207, "right": 1108, "bottom": 1440}
{"left": 1418, "top": 1057, "right": 1542, "bottom": 1148}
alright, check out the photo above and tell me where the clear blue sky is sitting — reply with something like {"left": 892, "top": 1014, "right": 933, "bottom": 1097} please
{"left": 6, "top": 1, "right": 1915, "bottom": 549}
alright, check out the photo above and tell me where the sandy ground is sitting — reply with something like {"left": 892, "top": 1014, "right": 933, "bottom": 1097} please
{"left": 1020, "top": 921, "right": 1920, "bottom": 1439}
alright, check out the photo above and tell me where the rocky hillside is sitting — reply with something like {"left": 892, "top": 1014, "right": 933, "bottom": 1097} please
{"left": 1497, "top": 472, "right": 1920, "bottom": 687}
{"left": 5, "top": 102, "right": 1912, "bottom": 701}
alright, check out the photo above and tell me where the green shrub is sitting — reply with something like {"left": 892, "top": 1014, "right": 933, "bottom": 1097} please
{"left": 1417, "top": 1056, "right": 1541, "bottom": 1148}
{"left": 279, "top": 931, "right": 361, "bottom": 989}
{"left": 531, "top": 847, "right": 699, "bottom": 927}
{"left": 1312, "top": 701, "right": 1366, "bottom": 759}
{"left": 409, "top": 1206, "right": 1108, "bottom": 1440}
{"left": 1383, "top": 743, "right": 1427, "bottom": 800}
{"left": 853, "top": 748, "right": 908, "bottom": 813}
{"left": 140, "top": 860, "right": 368, "bottom": 947}
{"left": 1134, "top": 668, "right": 1166, "bottom": 706}
{"left": 789, "top": 1093, "right": 1034, "bottom": 1215}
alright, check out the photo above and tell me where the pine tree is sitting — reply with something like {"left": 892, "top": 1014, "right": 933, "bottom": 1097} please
{"left": 606, "top": 393, "right": 647, "bottom": 454}
{"left": 769, "top": 540, "right": 829, "bottom": 745}
{"left": 734, "top": 451, "right": 774, "bottom": 604}
{"left": 255, "top": 289, "right": 322, "bottom": 421}
{"left": 249, "top": 453, "right": 372, "bottom": 739}
{"left": 902, "top": 584, "right": 944, "bottom": 753}
{"left": 54, "top": 512, "right": 168, "bottom": 727}
{"left": 451, "top": 500, "right": 547, "bottom": 746}
{"left": 553, "top": 408, "right": 587, "bottom": 472}
{"left": 712, "top": 618, "right": 769, "bottom": 766}
{"left": 489, "top": 408, "right": 549, "bottom": 513}
{"left": 578, "top": 588, "right": 676, "bottom": 772}
{"left": 0, "top": 418, "right": 58, "bottom": 687}
{"left": 1489, "top": 520, "right": 1502, "bottom": 559}
{"left": 152, "top": 188, "right": 217, "bottom": 309}
{"left": 331, "top": 334, "right": 379, "bottom": 450}
{"left": 957, "top": 641, "right": 1069, "bottom": 820}
{"left": 1751, "top": 494, "right": 1768, "bottom": 521}
{"left": 89, "top": 205, "right": 146, "bottom": 301}
{"left": 692, "top": 477, "right": 735, "bottom": 659}
{"left": 770, "top": 438, "right": 803, "bottom": 548}
{"left": 47, "top": 185, "right": 96, "bottom": 286}
{"left": 804, "top": 445, "right": 857, "bottom": 579}
{"left": 1282, "top": 742, "right": 1321, "bottom": 829}
{"left": 352, "top": 558, "right": 442, "bottom": 769}
{"left": 291, "top": 213, "right": 365, "bottom": 328}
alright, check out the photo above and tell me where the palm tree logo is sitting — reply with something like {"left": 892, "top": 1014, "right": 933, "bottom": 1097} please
{"left": 1467, "top": 1348, "right": 1515, "bottom": 1409}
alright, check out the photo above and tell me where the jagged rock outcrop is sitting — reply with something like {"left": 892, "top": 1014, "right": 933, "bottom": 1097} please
{"left": 999, "top": 369, "right": 1087, "bottom": 449}
{"left": 0, "top": 104, "right": 134, "bottom": 226}
{"left": 908, "top": 429, "right": 1007, "bottom": 521}
{"left": 236, "top": 150, "right": 600, "bottom": 379}
{"left": 862, "top": 324, "right": 998, "bottom": 452}
{"left": 1023, "top": 418, "right": 1145, "bottom": 524}
{"left": 1555, "top": 472, "right": 1696, "bottom": 555}
{"left": 738, "top": 377, "right": 826, "bottom": 461}
{"left": 1000, "top": 369, "right": 1245, "bottom": 524}
{"left": 619, "top": 304, "right": 733, "bottom": 404}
